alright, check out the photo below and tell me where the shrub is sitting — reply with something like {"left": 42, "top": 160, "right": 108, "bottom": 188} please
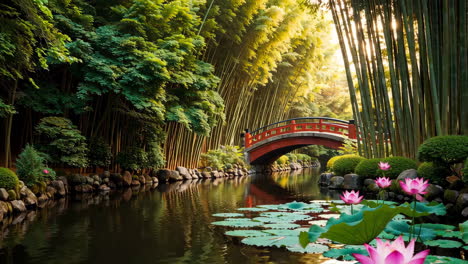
{"left": 41, "top": 167, "right": 57, "bottom": 181}
{"left": 327, "top": 154, "right": 361, "bottom": 171}
{"left": 417, "top": 162, "right": 451, "bottom": 185}
{"left": 200, "top": 145, "right": 245, "bottom": 169}
{"left": 116, "top": 147, "right": 148, "bottom": 172}
{"left": 35, "top": 117, "right": 88, "bottom": 167}
{"left": 355, "top": 158, "right": 381, "bottom": 178}
{"left": 285, "top": 153, "right": 297, "bottom": 162}
{"left": 382, "top": 156, "right": 417, "bottom": 179}
{"left": 276, "top": 155, "right": 289, "bottom": 165}
{"left": 88, "top": 137, "right": 112, "bottom": 168}
{"left": 0, "top": 168, "right": 19, "bottom": 190}
{"left": 332, "top": 155, "right": 366, "bottom": 176}
{"left": 418, "top": 135, "right": 468, "bottom": 171}
{"left": 16, "top": 145, "right": 45, "bottom": 186}
{"left": 296, "top": 154, "right": 312, "bottom": 162}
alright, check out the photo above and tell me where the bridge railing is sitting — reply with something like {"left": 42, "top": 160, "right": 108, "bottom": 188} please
{"left": 244, "top": 117, "right": 356, "bottom": 148}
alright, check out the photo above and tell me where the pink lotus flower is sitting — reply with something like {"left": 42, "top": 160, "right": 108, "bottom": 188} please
{"left": 399, "top": 178, "right": 429, "bottom": 201}
{"left": 375, "top": 177, "right": 391, "bottom": 188}
{"left": 352, "top": 236, "right": 430, "bottom": 264}
{"left": 340, "top": 190, "right": 364, "bottom": 205}
{"left": 378, "top": 162, "right": 391, "bottom": 171}
{"left": 43, "top": 169, "right": 49, "bottom": 174}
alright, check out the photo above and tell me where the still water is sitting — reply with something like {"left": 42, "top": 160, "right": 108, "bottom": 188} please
{"left": 0, "top": 168, "right": 341, "bottom": 264}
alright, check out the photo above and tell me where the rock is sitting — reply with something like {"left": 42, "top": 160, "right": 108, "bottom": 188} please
{"left": 7, "top": 190, "right": 17, "bottom": 200}
{"left": 138, "top": 175, "right": 146, "bottom": 185}
{"left": 103, "top": 177, "right": 110, "bottom": 184}
{"left": 156, "top": 169, "right": 172, "bottom": 182}
{"left": 319, "top": 173, "right": 333, "bottom": 186}
{"left": 93, "top": 181, "right": 100, "bottom": 187}
{"left": 18, "top": 181, "right": 25, "bottom": 189}
{"left": 367, "top": 183, "right": 380, "bottom": 192}
{"left": 211, "top": 171, "right": 220, "bottom": 178}
{"left": 46, "top": 186, "right": 57, "bottom": 197}
{"left": 51, "top": 180, "right": 66, "bottom": 196}
{"left": 449, "top": 180, "right": 465, "bottom": 191}
{"left": 461, "top": 207, "right": 468, "bottom": 218}
{"left": 205, "top": 167, "right": 212, "bottom": 172}
{"left": 329, "top": 176, "right": 344, "bottom": 189}
{"left": 122, "top": 171, "right": 133, "bottom": 187}
{"left": 92, "top": 174, "right": 101, "bottom": 183}
{"left": 151, "top": 177, "right": 159, "bottom": 184}
{"left": 201, "top": 172, "right": 211, "bottom": 179}
{"left": 343, "top": 174, "right": 362, "bottom": 190}
{"left": 108, "top": 182, "right": 116, "bottom": 189}
{"left": 20, "top": 186, "right": 28, "bottom": 198}
{"left": 99, "top": 185, "right": 111, "bottom": 192}
{"left": 0, "top": 201, "right": 9, "bottom": 215}
{"left": 444, "top": 189, "right": 459, "bottom": 204}
{"left": 23, "top": 188, "right": 37, "bottom": 206}
{"left": 396, "top": 195, "right": 404, "bottom": 201}
{"left": 58, "top": 176, "right": 68, "bottom": 187}
{"left": 131, "top": 180, "right": 141, "bottom": 186}
{"left": 0, "top": 188, "right": 8, "bottom": 201}
{"left": 396, "top": 169, "right": 418, "bottom": 181}
{"left": 176, "top": 166, "right": 192, "bottom": 180}
{"left": 424, "top": 184, "right": 443, "bottom": 201}
{"left": 38, "top": 194, "right": 48, "bottom": 203}
{"left": 101, "top": 171, "right": 111, "bottom": 179}
{"left": 10, "top": 200, "right": 26, "bottom": 213}
{"left": 364, "top": 179, "right": 375, "bottom": 186}
{"left": 169, "top": 170, "right": 183, "bottom": 181}
{"left": 144, "top": 175, "right": 152, "bottom": 184}
{"left": 455, "top": 193, "right": 468, "bottom": 209}
{"left": 237, "top": 169, "right": 244, "bottom": 176}
{"left": 70, "top": 174, "right": 86, "bottom": 185}
{"left": 85, "top": 176, "right": 94, "bottom": 185}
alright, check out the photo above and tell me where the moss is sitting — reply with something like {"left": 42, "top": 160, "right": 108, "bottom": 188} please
{"left": 382, "top": 156, "right": 417, "bottom": 179}
{"left": 417, "top": 162, "right": 451, "bottom": 186}
{"left": 332, "top": 155, "right": 366, "bottom": 176}
{"left": 0, "top": 168, "right": 19, "bottom": 190}
{"left": 355, "top": 158, "right": 382, "bottom": 178}
{"left": 7, "top": 190, "right": 17, "bottom": 200}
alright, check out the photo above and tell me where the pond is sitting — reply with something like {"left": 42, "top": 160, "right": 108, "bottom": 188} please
{"left": 0, "top": 168, "right": 342, "bottom": 264}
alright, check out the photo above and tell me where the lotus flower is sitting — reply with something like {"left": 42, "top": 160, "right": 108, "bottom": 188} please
{"left": 352, "top": 236, "right": 430, "bottom": 264}
{"left": 378, "top": 162, "right": 391, "bottom": 171}
{"left": 399, "top": 178, "right": 429, "bottom": 201}
{"left": 374, "top": 177, "right": 391, "bottom": 188}
{"left": 340, "top": 190, "right": 364, "bottom": 205}
{"left": 43, "top": 169, "right": 49, "bottom": 174}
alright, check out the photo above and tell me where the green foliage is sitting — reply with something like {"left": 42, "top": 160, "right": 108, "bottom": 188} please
{"left": 16, "top": 145, "right": 46, "bottom": 187}
{"left": 417, "top": 162, "right": 451, "bottom": 185}
{"left": 200, "top": 145, "right": 245, "bottom": 169}
{"left": 327, "top": 154, "right": 361, "bottom": 171}
{"left": 418, "top": 136, "right": 468, "bottom": 171}
{"left": 116, "top": 147, "right": 148, "bottom": 172}
{"left": 35, "top": 117, "right": 88, "bottom": 167}
{"left": 285, "top": 153, "right": 298, "bottom": 162}
{"left": 338, "top": 139, "right": 358, "bottom": 155}
{"left": 382, "top": 156, "right": 417, "bottom": 179}
{"left": 276, "top": 155, "right": 289, "bottom": 165}
{"left": 88, "top": 137, "right": 112, "bottom": 168}
{"left": 332, "top": 155, "right": 366, "bottom": 176}
{"left": 354, "top": 158, "right": 381, "bottom": 178}
{"left": 0, "top": 168, "right": 19, "bottom": 190}
{"left": 462, "top": 158, "right": 468, "bottom": 182}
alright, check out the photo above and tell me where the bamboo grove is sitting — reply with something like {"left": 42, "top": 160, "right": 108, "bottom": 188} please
{"left": 0, "top": 0, "right": 350, "bottom": 169}
{"left": 329, "top": 0, "right": 468, "bottom": 159}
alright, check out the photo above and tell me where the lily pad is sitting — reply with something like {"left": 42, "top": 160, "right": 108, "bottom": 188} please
{"left": 398, "top": 201, "right": 446, "bottom": 217}
{"left": 424, "top": 255, "right": 468, "bottom": 264}
{"left": 323, "top": 246, "right": 368, "bottom": 261}
{"left": 278, "top": 201, "right": 316, "bottom": 210}
{"left": 419, "top": 223, "right": 456, "bottom": 231}
{"left": 254, "top": 214, "right": 312, "bottom": 223}
{"left": 264, "top": 229, "right": 302, "bottom": 236}
{"left": 241, "top": 235, "right": 299, "bottom": 248}
{"left": 460, "top": 220, "right": 468, "bottom": 244}
{"left": 212, "top": 213, "right": 244, "bottom": 217}
{"left": 264, "top": 223, "right": 300, "bottom": 229}
{"left": 212, "top": 220, "right": 264, "bottom": 228}
{"left": 286, "top": 243, "right": 328, "bottom": 253}
{"left": 435, "top": 230, "right": 461, "bottom": 239}
{"left": 257, "top": 204, "right": 282, "bottom": 210}
{"left": 225, "top": 230, "right": 270, "bottom": 237}
{"left": 384, "top": 221, "right": 436, "bottom": 241}
{"left": 424, "top": 239, "right": 463, "bottom": 248}
{"left": 237, "top": 207, "right": 269, "bottom": 212}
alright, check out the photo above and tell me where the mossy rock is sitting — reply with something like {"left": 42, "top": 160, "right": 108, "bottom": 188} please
{"left": 30, "top": 184, "right": 40, "bottom": 194}
{"left": 7, "top": 190, "right": 17, "bottom": 200}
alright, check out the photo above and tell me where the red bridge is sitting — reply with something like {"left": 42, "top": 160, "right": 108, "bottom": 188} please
{"left": 243, "top": 117, "right": 357, "bottom": 165}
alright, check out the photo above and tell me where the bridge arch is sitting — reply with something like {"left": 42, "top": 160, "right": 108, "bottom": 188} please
{"left": 244, "top": 117, "right": 356, "bottom": 165}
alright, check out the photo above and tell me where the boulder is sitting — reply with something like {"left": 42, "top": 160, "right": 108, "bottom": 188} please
{"left": 449, "top": 179, "right": 465, "bottom": 191}
{"left": 396, "top": 169, "right": 418, "bottom": 181}
{"left": 461, "top": 207, "right": 468, "bottom": 218}
{"left": 319, "top": 173, "right": 333, "bottom": 186}
{"left": 51, "top": 180, "right": 66, "bottom": 196}
{"left": 38, "top": 194, "right": 48, "bottom": 203}
{"left": 46, "top": 186, "right": 57, "bottom": 197}
{"left": 122, "top": 171, "right": 133, "bottom": 186}
{"left": 169, "top": 170, "right": 183, "bottom": 181}
{"left": 85, "top": 176, "right": 94, "bottom": 185}
{"left": 138, "top": 175, "right": 146, "bottom": 185}
{"left": 176, "top": 166, "right": 192, "bottom": 180}
{"left": 201, "top": 172, "right": 211, "bottom": 179}
{"left": 131, "top": 180, "right": 141, "bottom": 186}
{"left": 99, "top": 185, "right": 111, "bottom": 192}
{"left": 444, "top": 189, "right": 459, "bottom": 204}
{"left": 237, "top": 169, "right": 244, "bottom": 176}
{"left": 156, "top": 169, "right": 172, "bottom": 182}
{"left": 0, "top": 201, "right": 9, "bottom": 215}
{"left": 101, "top": 171, "right": 111, "bottom": 179}
{"left": 424, "top": 184, "right": 443, "bottom": 201}
{"left": 367, "top": 183, "right": 380, "bottom": 193}
{"left": 144, "top": 175, "right": 152, "bottom": 184}
{"left": 343, "top": 174, "right": 363, "bottom": 190}
{"left": 19, "top": 186, "right": 28, "bottom": 198}
{"left": 151, "top": 177, "right": 159, "bottom": 184}
{"left": 329, "top": 176, "right": 344, "bottom": 189}
{"left": 10, "top": 200, "right": 26, "bottom": 213}
{"left": 455, "top": 193, "right": 468, "bottom": 209}
{"left": 103, "top": 177, "right": 110, "bottom": 184}
{"left": 69, "top": 174, "right": 86, "bottom": 186}
{"left": 23, "top": 188, "right": 37, "bottom": 206}
{"left": 92, "top": 174, "right": 101, "bottom": 183}
{"left": 0, "top": 188, "right": 8, "bottom": 201}
{"left": 364, "top": 179, "right": 375, "bottom": 186}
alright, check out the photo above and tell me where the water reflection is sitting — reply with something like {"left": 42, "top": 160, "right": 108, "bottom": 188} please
{"left": 0, "top": 169, "right": 340, "bottom": 264}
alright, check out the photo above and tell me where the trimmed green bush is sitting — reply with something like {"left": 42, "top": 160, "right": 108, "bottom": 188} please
{"left": 355, "top": 158, "right": 382, "bottom": 178}
{"left": 332, "top": 155, "right": 366, "bottom": 176}
{"left": 417, "top": 162, "right": 451, "bottom": 185}
{"left": 382, "top": 156, "right": 417, "bottom": 179}
{"left": 327, "top": 154, "right": 362, "bottom": 171}
{"left": 286, "top": 153, "right": 297, "bottom": 162}
{"left": 0, "top": 168, "right": 19, "bottom": 190}
{"left": 16, "top": 145, "right": 45, "bottom": 187}
{"left": 418, "top": 135, "right": 468, "bottom": 168}
{"left": 276, "top": 155, "right": 289, "bottom": 165}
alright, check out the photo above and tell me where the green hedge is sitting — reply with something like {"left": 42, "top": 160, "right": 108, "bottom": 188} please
{"left": 332, "top": 155, "right": 366, "bottom": 176}
{"left": 418, "top": 135, "right": 468, "bottom": 167}
{"left": 382, "top": 156, "right": 417, "bottom": 179}
{"left": 0, "top": 168, "right": 19, "bottom": 190}
{"left": 417, "top": 162, "right": 450, "bottom": 185}
{"left": 355, "top": 158, "right": 382, "bottom": 178}
{"left": 327, "top": 154, "right": 361, "bottom": 171}
{"left": 276, "top": 155, "right": 289, "bottom": 165}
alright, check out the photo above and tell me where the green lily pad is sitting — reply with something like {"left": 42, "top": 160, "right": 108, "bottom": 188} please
{"left": 377, "top": 231, "right": 396, "bottom": 239}
{"left": 419, "top": 223, "right": 456, "bottom": 231}
{"left": 212, "top": 213, "right": 244, "bottom": 217}
{"left": 435, "top": 230, "right": 461, "bottom": 239}
{"left": 424, "top": 255, "right": 468, "bottom": 264}
{"left": 264, "top": 223, "right": 300, "bottom": 229}
{"left": 278, "top": 201, "right": 316, "bottom": 210}
{"left": 225, "top": 218, "right": 255, "bottom": 222}
{"left": 212, "top": 220, "right": 264, "bottom": 228}
{"left": 385, "top": 221, "right": 436, "bottom": 241}
{"left": 286, "top": 243, "right": 328, "bottom": 253}
{"left": 424, "top": 239, "right": 463, "bottom": 248}
{"left": 398, "top": 201, "right": 446, "bottom": 217}
{"left": 323, "top": 246, "right": 368, "bottom": 261}
{"left": 260, "top": 212, "right": 307, "bottom": 218}
{"left": 460, "top": 220, "right": 468, "bottom": 244}
{"left": 237, "top": 207, "right": 269, "bottom": 212}
{"left": 254, "top": 214, "right": 312, "bottom": 223}
{"left": 264, "top": 229, "right": 302, "bottom": 236}
{"left": 241, "top": 235, "right": 299, "bottom": 248}
{"left": 225, "top": 230, "right": 270, "bottom": 237}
